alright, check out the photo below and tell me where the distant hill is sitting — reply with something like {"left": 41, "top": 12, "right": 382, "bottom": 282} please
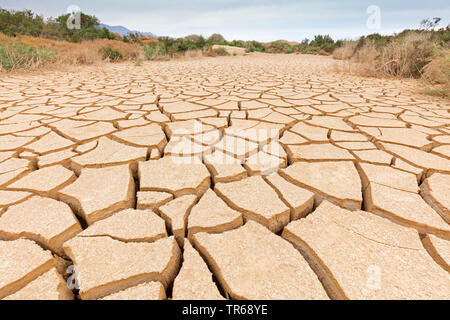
{"left": 98, "top": 24, "right": 157, "bottom": 38}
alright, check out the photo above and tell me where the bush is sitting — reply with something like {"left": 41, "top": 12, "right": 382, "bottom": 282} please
{"left": 309, "top": 35, "right": 338, "bottom": 53}
{"left": 245, "top": 41, "right": 265, "bottom": 53}
{"left": 144, "top": 43, "right": 166, "bottom": 60}
{"left": 351, "top": 41, "right": 379, "bottom": 75}
{"left": 99, "top": 46, "right": 123, "bottom": 61}
{"left": 353, "top": 41, "right": 378, "bottom": 63}
{"left": 266, "top": 40, "right": 291, "bottom": 53}
{"left": 207, "top": 33, "right": 225, "bottom": 44}
{"left": 203, "top": 46, "right": 230, "bottom": 57}
{"left": 184, "top": 34, "right": 206, "bottom": 48}
{"left": 0, "top": 40, "right": 56, "bottom": 70}
{"left": 123, "top": 32, "right": 141, "bottom": 43}
{"left": 302, "top": 46, "right": 321, "bottom": 54}
{"left": 422, "top": 49, "right": 450, "bottom": 85}
{"left": 378, "top": 32, "right": 436, "bottom": 77}
{"left": 133, "top": 57, "right": 143, "bottom": 66}
{"left": 332, "top": 41, "right": 357, "bottom": 60}
{"left": 213, "top": 47, "right": 229, "bottom": 56}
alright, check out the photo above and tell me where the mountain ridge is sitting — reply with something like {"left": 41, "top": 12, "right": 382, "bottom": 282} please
{"left": 98, "top": 23, "right": 157, "bottom": 38}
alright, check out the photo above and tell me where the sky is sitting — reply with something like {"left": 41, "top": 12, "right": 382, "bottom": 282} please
{"left": 2, "top": 0, "right": 449, "bottom": 41}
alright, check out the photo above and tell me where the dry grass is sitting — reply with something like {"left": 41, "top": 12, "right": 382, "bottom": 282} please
{"left": 42, "top": 38, "right": 142, "bottom": 65}
{"left": 332, "top": 32, "right": 449, "bottom": 99}
{"left": 334, "top": 32, "right": 438, "bottom": 79}
{"left": 202, "top": 46, "right": 230, "bottom": 57}
{"left": 212, "top": 45, "right": 246, "bottom": 56}
{"left": 377, "top": 32, "right": 435, "bottom": 78}
{"left": 332, "top": 41, "right": 357, "bottom": 60}
{"left": 0, "top": 33, "right": 240, "bottom": 72}
{"left": 183, "top": 49, "right": 204, "bottom": 59}
{"left": 351, "top": 41, "right": 379, "bottom": 76}
{"left": 0, "top": 34, "right": 143, "bottom": 70}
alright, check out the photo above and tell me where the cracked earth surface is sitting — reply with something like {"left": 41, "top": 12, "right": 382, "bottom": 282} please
{"left": 0, "top": 54, "right": 449, "bottom": 300}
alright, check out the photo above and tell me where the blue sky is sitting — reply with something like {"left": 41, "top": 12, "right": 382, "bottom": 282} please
{"left": 2, "top": 0, "right": 449, "bottom": 41}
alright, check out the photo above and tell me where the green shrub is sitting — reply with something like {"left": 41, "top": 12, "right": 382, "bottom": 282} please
{"left": 207, "top": 33, "right": 225, "bottom": 44}
{"left": 213, "top": 47, "right": 230, "bottom": 56}
{"left": 99, "top": 47, "right": 123, "bottom": 61}
{"left": 245, "top": 41, "right": 265, "bottom": 53}
{"left": 309, "top": 35, "right": 337, "bottom": 53}
{"left": 0, "top": 8, "right": 44, "bottom": 37}
{"left": 422, "top": 48, "right": 450, "bottom": 85}
{"left": 123, "top": 32, "right": 141, "bottom": 43}
{"left": 0, "top": 40, "right": 57, "bottom": 70}
{"left": 133, "top": 57, "right": 143, "bottom": 66}
{"left": 213, "top": 41, "right": 239, "bottom": 47}
{"left": 378, "top": 32, "right": 436, "bottom": 77}
{"left": 155, "top": 37, "right": 202, "bottom": 56}
{"left": 144, "top": 43, "right": 166, "bottom": 60}
{"left": 302, "top": 46, "right": 321, "bottom": 54}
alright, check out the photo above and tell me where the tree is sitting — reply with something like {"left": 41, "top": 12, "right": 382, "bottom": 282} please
{"left": 127, "top": 32, "right": 141, "bottom": 42}
{"left": 207, "top": 33, "right": 225, "bottom": 43}
{"left": 309, "top": 34, "right": 337, "bottom": 53}
{"left": 55, "top": 12, "right": 100, "bottom": 30}
{"left": 0, "top": 8, "right": 44, "bottom": 37}
{"left": 195, "top": 35, "right": 206, "bottom": 48}
{"left": 420, "top": 17, "right": 441, "bottom": 30}
{"left": 184, "top": 34, "right": 206, "bottom": 49}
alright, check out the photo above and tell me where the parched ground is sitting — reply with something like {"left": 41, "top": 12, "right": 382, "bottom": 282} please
{"left": 0, "top": 54, "right": 449, "bottom": 300}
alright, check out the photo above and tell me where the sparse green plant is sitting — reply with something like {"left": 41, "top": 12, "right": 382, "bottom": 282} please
{"left": 423, "top": 86, "right": 449, "bottom": 98}
{"left": 420, "top": 17, "right": 442, "bottom": 30}
{"left": 213, "top": 47, "right": 229, "bottom": 56}
{"left": 144, "top": 43, "right": 166, "bottom": 60}
{"left": 133, "top": 57, "right": 143, "bottom": 66}
{"left": 202, "top": 46, "right": 229, "bottom": 57}
{"left": 302, "top": 46, "right": 320, "bottom": 54}
{"left": 126, "top": 32, "right": 141, "bottom": 43}
{"left": 332, "top": 41, "right": 357, "bottom": 60}
{"left": 99, "top": 46, "right": 123, "bottom": 61}
{"left": 420, "top": 48, "right": 450, "bottom": 97}
{"left": 245, "top": 40, "right": 265, "bottom": 53}
{"left": 309, "top": 35, "right": 338, "bottom": 53}
{"left": 0, "top": 40, "right": 56, "bottom": 70}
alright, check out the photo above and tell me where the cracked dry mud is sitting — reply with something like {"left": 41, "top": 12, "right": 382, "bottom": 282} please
{"left": 0, "top": 54, "right": 449, "bottom": 300}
